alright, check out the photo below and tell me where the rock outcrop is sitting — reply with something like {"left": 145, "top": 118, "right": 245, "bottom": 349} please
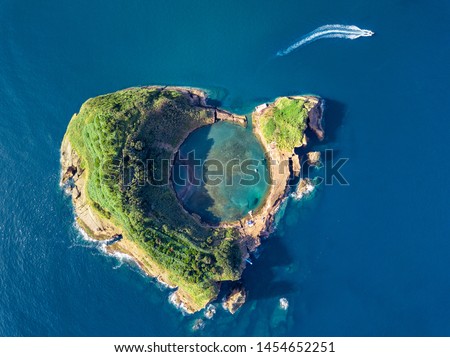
{"left": 292, "top": 154, "right": 301, "bottom": 176}
{"left": 293, "top": 178, "right": 315, "bottom": 200}
{"left": 247, "top": 95, "right": 324, "bottom": 241}
{"left": 307, "top": 151, "right": 321, "bottom": 166}
{"left": 223, "top": 284, "right": 247, "bottom": 314}
{"left": 60, "top": 137, "right": 121, "bottom": 240}
{"left": 214, "top": 108, "right": 247, "bottom": 126}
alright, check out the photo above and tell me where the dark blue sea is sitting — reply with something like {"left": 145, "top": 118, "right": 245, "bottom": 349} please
{"left": 0, "top": 0, "right": 449, "bottom": 336}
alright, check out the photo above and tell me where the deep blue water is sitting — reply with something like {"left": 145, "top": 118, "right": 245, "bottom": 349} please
{"left": 0, "top": 0, "right": 449, "bottom": 336}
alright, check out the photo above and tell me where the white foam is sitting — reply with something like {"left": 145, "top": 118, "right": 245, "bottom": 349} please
{"left": 292, "top": 180, "right": 315, "bottom": 201}
{"left": 110, "top": 251, "right": 134, "bottom": 269}
{"left": 279, "top": 297, "right": 289, "bottom": 310}
{"left": 168, "top": 292, "right": 190, "bottom": 315}
{"left": 156, "top": 276, "right": 176, "bottom": 289}
{"left": 73, "top": 221, "right": 182, "bottom": 307}
{"left": 277, "top": 24, "right": 374, "bottom": 56}
{"left": 73, "top": 222, "right": 97, "bottom": 243}
{"left": 73, "top": 222, "right": 135, "bottom": 269}
{"left": 192, "top": 319, "right": 205, "bottom": 331}
{"left": 204, "top": 304, "right": 217, "bottom": 319}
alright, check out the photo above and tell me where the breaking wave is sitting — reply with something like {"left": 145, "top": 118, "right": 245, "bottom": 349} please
{"left": 276, "top": 24, "right": 374, "bottom": 56}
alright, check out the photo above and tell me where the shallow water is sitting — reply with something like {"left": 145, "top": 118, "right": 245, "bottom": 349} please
{"left": 173, "top": 122, "right": 269, "bottom": 223}
{"left": 0, "top": 0, "right": 449, "bottom": 336}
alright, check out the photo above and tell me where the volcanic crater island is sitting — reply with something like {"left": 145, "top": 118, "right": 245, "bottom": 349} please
{"left": 61, "top": 86, "right": 324, "bottom": 313}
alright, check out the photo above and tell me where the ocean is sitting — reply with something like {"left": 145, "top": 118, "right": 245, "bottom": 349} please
{"left": 0, "top": 0, "right": 449, "bottom": 336}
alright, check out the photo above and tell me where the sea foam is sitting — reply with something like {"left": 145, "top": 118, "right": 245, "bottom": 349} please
{"left": 277, "top": 24, "right": 374, "bottom": 56}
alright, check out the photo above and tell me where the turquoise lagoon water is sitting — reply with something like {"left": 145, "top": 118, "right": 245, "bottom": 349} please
{"left": 0, "top": 0, "right": 449, "bottom": 336}
{"left": 173, "top": 121, "right": 269, "bottom": 223}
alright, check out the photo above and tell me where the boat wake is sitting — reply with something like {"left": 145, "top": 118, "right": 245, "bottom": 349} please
{"left": 276, "top": 24, "right": 374, "bottom": 56}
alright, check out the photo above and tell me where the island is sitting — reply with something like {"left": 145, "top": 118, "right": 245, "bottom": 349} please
{"left": 60, "top": 86, "right": 324, "bottom": 313}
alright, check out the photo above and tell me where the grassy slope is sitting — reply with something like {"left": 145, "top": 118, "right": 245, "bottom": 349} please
{"left": 259, "top": 97, "right": 309, "bottom": 152}
{"left": 65, "top": 88, "right": 242, "bottom": 309}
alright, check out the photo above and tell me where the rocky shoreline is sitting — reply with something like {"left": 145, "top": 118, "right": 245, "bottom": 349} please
{"left": 238, "top": 96, "right": 324, "bottom": 245}
{"left": 60, "top": 87, "right": 324, "bottom": 314}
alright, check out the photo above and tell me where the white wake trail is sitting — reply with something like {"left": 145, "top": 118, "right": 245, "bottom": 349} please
{"left": 276, "top": 24, "right": 374, "bottom": 56}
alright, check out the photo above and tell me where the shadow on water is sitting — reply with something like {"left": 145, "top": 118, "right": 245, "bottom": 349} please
{"left": 241, "top": 235, "right": 298, "bottom": 301}
{"left": 243, "top": 98, "right": 347, "bottom": 302}
{"left": 173, "top": 125, "right": 221, "bottom": 224}
{"left": 205, "top": 86, "right": 229, "bottom": 105}
{"left": 205, "top": 98, "right": 222, "bottom": 108}
{"left": 296, "top": 98, "right": 347, "bottom": 157}
{"left": 321, "top": 98, "right": 347, "bottom": 146}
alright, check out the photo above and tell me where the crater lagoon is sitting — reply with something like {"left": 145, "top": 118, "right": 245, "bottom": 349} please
{"left": 173, "top": 121, "right": 270, "bottom": 224}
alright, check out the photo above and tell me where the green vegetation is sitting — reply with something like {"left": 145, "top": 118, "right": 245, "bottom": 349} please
{"left": 259, "top": 97, "right": 309, "bottom": 152}
{"left": 64, "top": 87, "right": 242, "bottom": 309}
